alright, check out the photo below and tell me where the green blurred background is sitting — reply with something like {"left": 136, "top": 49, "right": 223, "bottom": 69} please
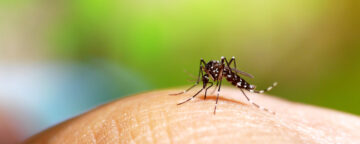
{"left": 0, "top": 0, "right": 359, "bottom": 142}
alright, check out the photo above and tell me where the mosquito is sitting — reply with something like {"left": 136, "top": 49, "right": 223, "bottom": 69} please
{"left": 170, "top": 56, "right": 278, "bottom": 115}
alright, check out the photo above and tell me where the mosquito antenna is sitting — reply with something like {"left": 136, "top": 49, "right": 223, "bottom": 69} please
{"left": 183, "top": 69, "right": 197, "bottom": 79}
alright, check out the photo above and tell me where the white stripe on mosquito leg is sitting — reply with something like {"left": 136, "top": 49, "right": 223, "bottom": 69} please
{"left": 273, "top": 82, "right": 278, "bottom": 86}
{"left": 259, "top": 90, "right": 264, "bottom": 93}
{"left": 267, "top": 86, "right": 273, "bottom": 91}
{"left": 249, "top": 90, "right": 254, "bottom": 93}
{"left": 259, "top": 106, "right": 265, "bottom": 111}
{"left": 265, "top": 108, "right": 276, "bottom": 115}
{"left": 247, "top": 97, "right": 275, "bottom": 114}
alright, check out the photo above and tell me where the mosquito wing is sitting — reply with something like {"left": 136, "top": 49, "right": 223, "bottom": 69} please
{"left": 228, "top": 67, "right": 255, "bottom": 78}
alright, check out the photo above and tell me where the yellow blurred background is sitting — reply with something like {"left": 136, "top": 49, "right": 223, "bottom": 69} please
{"left": 0, "top": 0, "right": 359, "bottom": 142}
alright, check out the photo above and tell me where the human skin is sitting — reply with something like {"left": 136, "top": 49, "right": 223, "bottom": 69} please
{"left": 25, "top": 87, "right": 360, "bottom": 144}
{"left": 0, "top": 112, "right": 22, "bottom": 144}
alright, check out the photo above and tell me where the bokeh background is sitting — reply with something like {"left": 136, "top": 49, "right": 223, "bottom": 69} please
{"left": 0, "top": 0, "right": 359, "bottom": 142}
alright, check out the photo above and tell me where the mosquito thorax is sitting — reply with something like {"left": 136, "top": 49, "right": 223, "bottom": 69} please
{"left": 205, "top": 60, "right": 223, "bottom": 80}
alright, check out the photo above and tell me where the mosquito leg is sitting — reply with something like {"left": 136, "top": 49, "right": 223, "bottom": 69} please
{"left": 223, "top": 56, "right": 254, "bottom": 78}
{"left": 223, "top": 56, "right": 236, "bottom": 69}
{"left": 248, "top": 82, "right": 278, "bottom": 94}
{"left": 204, "top": 82, "right": 213, "bottom": 100}
{"left": 225, "top": 56, "right": 237, "bottom": 80}
{"left": 223, "top": 56, "right": 240, "bottom": 79}
{"left": 177, "top": 88, "right": 204, "bottom": 105}
{"left": 214, "top": 79, "right": 222, "bottom": 115}
{"left": 213, "top": 57, "right": 226, "bottom": 114}
{"left": 178, "top": 71, "right": 208, "bottom": 105}
{"left": 210, "top": 80, "right": 218, "bottom": 94}
{"left": 229, "top": 56, "right": 236, "bottom": 69}
{"left": 240, "top": 88, "right": 276, "bottom": 115}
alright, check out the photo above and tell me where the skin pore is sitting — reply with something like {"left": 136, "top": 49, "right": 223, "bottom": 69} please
{"left": 25, "top": 87, "right": 360, "bottom": 144}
